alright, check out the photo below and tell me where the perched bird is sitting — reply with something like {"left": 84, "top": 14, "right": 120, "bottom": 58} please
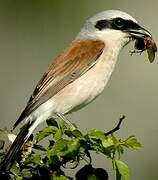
{"left": 0, "top": 10, "right": 153, "bottom": 173}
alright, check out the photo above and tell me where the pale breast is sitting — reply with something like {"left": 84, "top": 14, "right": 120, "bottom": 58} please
{"left": 31, "top": 46, "right": 119, "bottom": 121}
{"left": 48, "top": 47, "right": 118, "bottom": 114}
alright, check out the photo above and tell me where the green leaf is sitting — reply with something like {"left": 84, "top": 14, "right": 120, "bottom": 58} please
{"left": 50, "top": 139, "right": 67, "bottom": 156}
{"left": 125, "top": 136, "right": 141, "bottom": 150}
{"left": 65, "top": 129, "right": 83, "bottom": 138}
{"left": 88, "top": 174, "right": 97, "bottom": 180}
{"left": 88, "top": 130, "right": 114, "bottom": 148}
{"left": 48, "top": 155, "right": 60, "bottom": 166}
{"left": 64, "top": 130, "right": 74, "bottom": 137}
{"left": 147, "top": 48, "right": 155, "bottom": 63}
{"left": 59, "top": 120, "right": 67, "bottom": 129}
{"left": 35, "top": 126, "right": 58, "bottom": 142}
{"left": 0, "top": 115, "right": 141, "bottom": 180}
{"left": 26, "top": 154, "right": 43, "bottom": 165}
{"left": 49, "top": 139, "right": 80, "bottom": 158}
{"left": 88, "top": 130, "right": 105, "bottom": 139}
{"left": 72, "top": 130, "right": 83, "bottom": 137}
{"left": 54, "top": 129, "right": 63, "bottom": 141}
{"left": 111, "top": 135, "right": 119, "bottom": 144}
{"left": 116, "top": 168, "right": 122, "bottom": 180}
{"left": 13, "top": 175, "right": 23, "bottom": 180}
{"left": 46, "top": 118, "right": 58, "bottom": 127}
{"left": 117, "top": 145, "right": 124, "bottom": 157}
{"left": 33, "top": 144, "right": 47, "bottom": 151}
{"left": 52, "top": 175, "right": 69, "bottom": 180}
{"left": 102, "top": 136, "right": 115, "bottom": 148}
{"left": 115, "top": 160, "right": 129, "bottom": 180}
{"left": 21, "top": 169, "right": 32, "bottom": 178}
{"left": 61, "top": 139, "right": 80, "bottom": 157}
{"left": 10, "top": 161, "right": 21, "bottom": 177}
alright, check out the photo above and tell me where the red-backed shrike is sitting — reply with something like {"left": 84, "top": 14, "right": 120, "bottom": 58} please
{"left": 0, "top": 10, "right": 153, "bottom": 172}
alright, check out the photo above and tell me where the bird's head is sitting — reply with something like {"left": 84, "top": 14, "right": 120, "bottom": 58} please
{"left": 77, "top": 10, "right": 152, "bottom": 50}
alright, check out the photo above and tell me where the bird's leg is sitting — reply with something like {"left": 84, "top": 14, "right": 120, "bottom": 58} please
{"left": 55, "top": 112, "right": 76, "bottom": 131}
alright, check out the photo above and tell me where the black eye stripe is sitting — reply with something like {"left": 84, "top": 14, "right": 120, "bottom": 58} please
{"left": 95, "top": 19, "right": 109, "bottom": 30}
{"left": 113, "top": 18, "right": 125, "bottom": 28}
{"left": 112, "top": 18, "right": 140, "bottom": 30}
{"left": 95, "top": 17, "right": 140, "bottom": 31}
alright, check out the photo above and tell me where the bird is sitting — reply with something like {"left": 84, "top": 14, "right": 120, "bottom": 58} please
{"left": 0, "top": 10, "right": 153, "bottom": 173}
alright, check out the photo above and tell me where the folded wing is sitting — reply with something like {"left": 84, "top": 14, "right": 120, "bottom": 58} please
{"left": 13, "top": 40, "right": 105, "bottom": 129}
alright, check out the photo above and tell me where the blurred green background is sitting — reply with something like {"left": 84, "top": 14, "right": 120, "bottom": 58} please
{"left": 0, "top": 0, "right": 158, "bottom": 179}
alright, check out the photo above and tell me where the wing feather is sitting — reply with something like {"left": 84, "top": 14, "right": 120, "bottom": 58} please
{"left": 13, "top": 40, "right": 105, "bottom": 128}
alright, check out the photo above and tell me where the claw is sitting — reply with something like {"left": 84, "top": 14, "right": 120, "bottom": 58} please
{"left": 55, "top": 112, "right": 76, "bottom": 131}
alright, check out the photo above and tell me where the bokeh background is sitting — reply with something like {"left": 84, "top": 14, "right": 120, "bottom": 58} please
{"left": 0, "top": 0, "right": 158, "bottom": 179}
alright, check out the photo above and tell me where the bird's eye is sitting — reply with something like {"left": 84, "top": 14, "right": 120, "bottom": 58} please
{"left": 113, "top": 18, "right": 125, "bottom": 29}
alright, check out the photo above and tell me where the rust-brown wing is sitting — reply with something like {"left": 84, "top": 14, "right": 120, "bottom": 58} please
{"left": 14, "top": 40, "right": 105, "bottom": 128}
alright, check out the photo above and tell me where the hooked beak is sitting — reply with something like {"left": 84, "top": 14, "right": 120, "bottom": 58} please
{"left": 125, "top": 26, "right": 152, "bottom": 39}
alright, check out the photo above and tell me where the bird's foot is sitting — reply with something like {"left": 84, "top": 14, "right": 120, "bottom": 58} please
{"left": 55, "top": 112, "right": 76, "bottom": 131}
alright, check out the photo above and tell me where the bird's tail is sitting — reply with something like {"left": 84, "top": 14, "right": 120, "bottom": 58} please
{"left": 0, "top": 121, "right": 33, "bottom": 174}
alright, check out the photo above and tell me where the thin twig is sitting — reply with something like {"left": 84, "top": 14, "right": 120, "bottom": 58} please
{"left": 105, "top": 115, "right": 125, "bottom": 136}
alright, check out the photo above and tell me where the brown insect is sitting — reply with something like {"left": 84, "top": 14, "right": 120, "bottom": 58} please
{"left": 130, "top": 37, "right": 157, "bottom": 63}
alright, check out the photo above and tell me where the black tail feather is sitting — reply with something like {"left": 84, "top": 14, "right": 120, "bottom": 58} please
{"left": 12, "top": 110, "right": 27, "bottom": 131}
{"left": 0, "top": 121, "right": 32, "bottom": 174}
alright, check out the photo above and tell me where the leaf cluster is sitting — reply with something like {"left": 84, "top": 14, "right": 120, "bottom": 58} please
{"left": 0, "top": 118, "right": 141, "bottom": 180}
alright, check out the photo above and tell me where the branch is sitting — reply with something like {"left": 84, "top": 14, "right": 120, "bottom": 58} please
{"left": 105, "top": 115, "right": 125, "bottom": 136}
